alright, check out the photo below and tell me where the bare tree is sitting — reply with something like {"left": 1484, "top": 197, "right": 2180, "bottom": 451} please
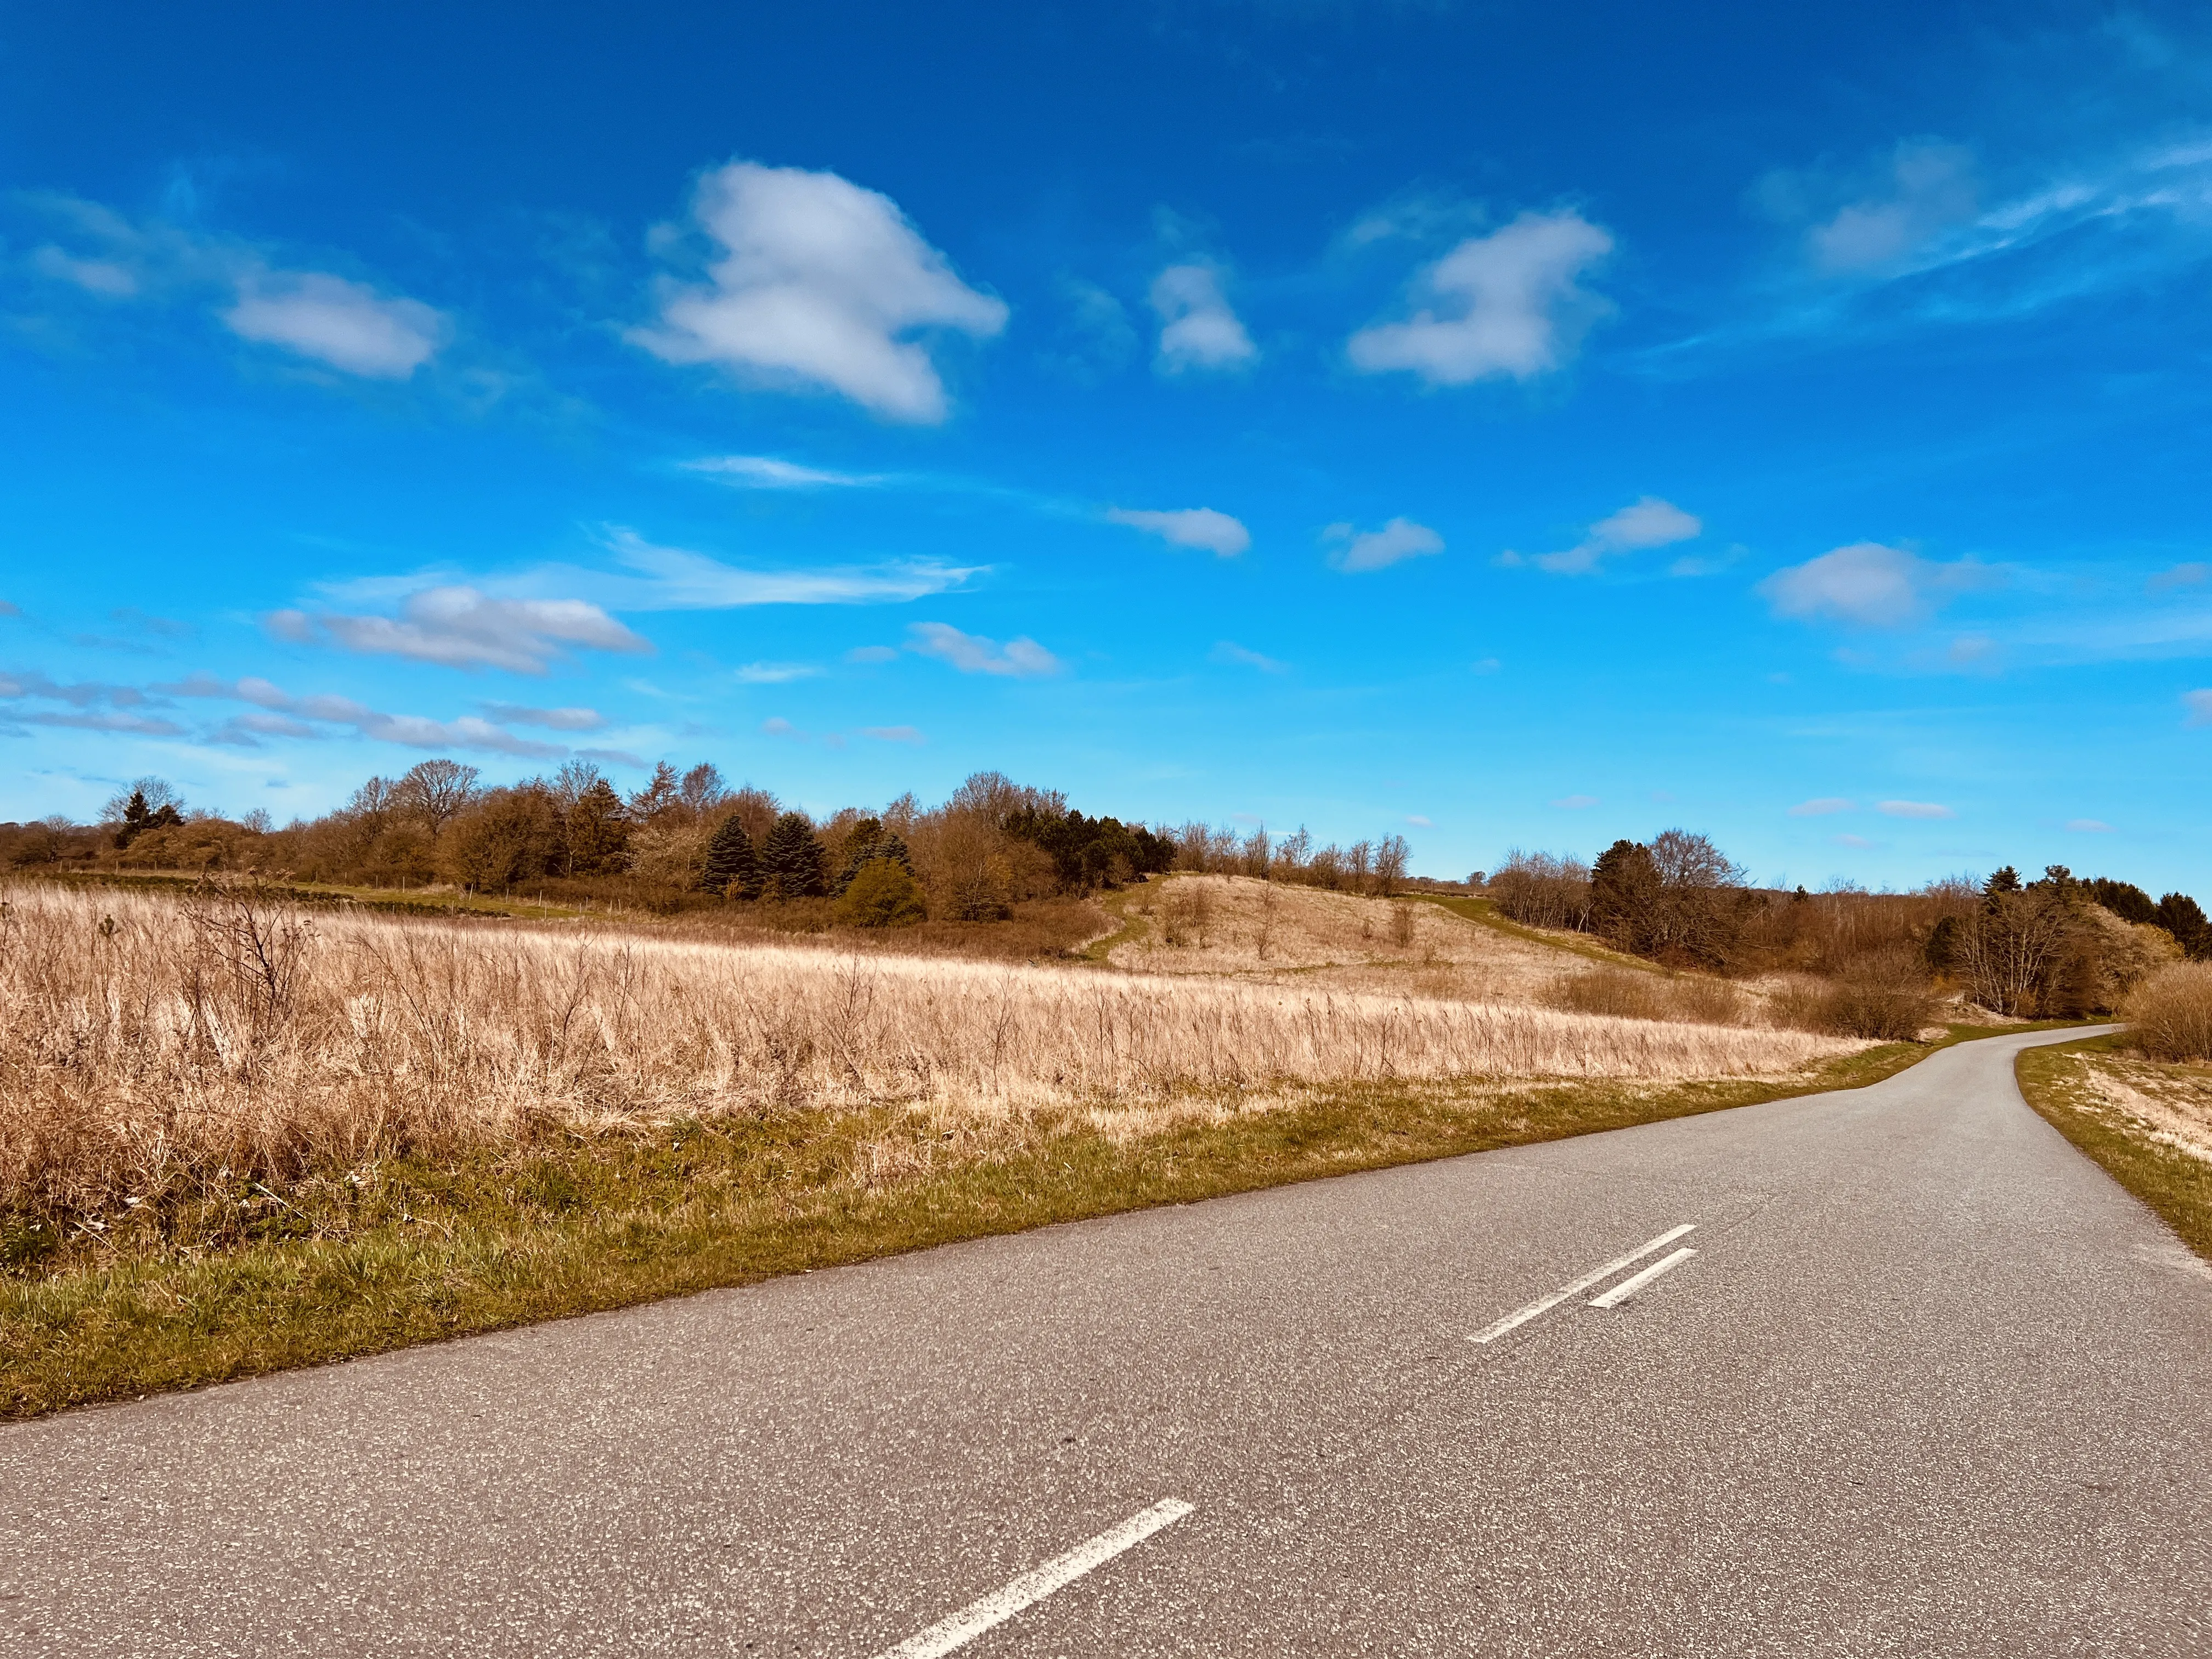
{"left": 1374, "top": 835, "right": 1411, "bottom": 897}
{"left": 393, "top": 760, "right": 481, "bottom": 837}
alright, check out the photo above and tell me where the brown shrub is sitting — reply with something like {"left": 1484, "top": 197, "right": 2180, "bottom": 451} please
{"left": 1543, "top": 969, "right": 1743, "bottom": 1026}
{"left": 2125, "top": 963, "right": 2212, "bottom": 1062}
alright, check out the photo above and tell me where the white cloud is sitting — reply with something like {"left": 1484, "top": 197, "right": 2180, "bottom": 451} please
{"left": 681, "top": 454, "right": 881, "bottom": 489}
{"left": 480, "top": 702, "right": 605, "bottom": 731}
{"left": 268, "top": 587, "right": 651, "bottom": 674}
{"left": 1801, "top": 143, "right": 1979, "bottom": 274}
{"left": 860, "top": 725, "right": 925, "bottom": 744}
{"left": 2149, "top": 562, "right": 2210, "bottom": 594}
{"left": 602, "top": 528, "right": 974, "bottom": 609}
{"left": 177, "top": 674, "right": 567, "bottom": 757}
{"left": 1348, "top": 210, "right": 1614, "bottom": 385}
{"left": 1108, "top": 506, "right": 1251, "bottom": 557}
{"left": 1210, "top": 640, "right": 1286, "bottom": 673}
{"left": 32, "top": 245, "right": 137, "bottom": 296}
{"left": 2066, "top": 819, "right": 2115, "bottom": 833}
{"left": 2185, "top": 689, "right": 2212, "bottom": 727}
{"left": 1834, "top": 833, "right": 1877, "bottom": 849}
{"left": 760, "top": 716, "right": 799, "bottom": 737}
{"left": 19, "top": 193, "right": 449, "bottom": 380}
{"left": 631, "top": 161, "right": 1007, "bottom": 423}
{"left": 1877, "top": 799, "right": 1955, "bottom": 820}
{"left": 1407, "top": 814, "right": 1434, "bottom": 827}
{"left": 1551, "top": 794, "right": 1599, "bottom": 809}
{"left": 734, "top": 662, "right": 817, "bottom": 684}
{"left": 1149, "top": 263, "right": 1257, "bottom": 373}
{"left": 1324, "top": 517, "right": 1444, "bottom": 573}
{"left": 223, "top": 269, "right": 445, "bottom": 379}
{"left": 1788, "top": 797, "right": 1856, "bottom": 817}
{"left": 846, "top": 645, "right": 899, "bottom": 663}
{"left": 906, "top": 622, "right": 1060, "bottom": 677}
{"left": 1758, "top": 541, "right": 1991, "bottom": 629}
{"left": 1504, "top": 495, "right": 1702, "bottom": 575}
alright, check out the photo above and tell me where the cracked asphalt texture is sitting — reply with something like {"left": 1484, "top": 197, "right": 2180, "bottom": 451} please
{"left": 4, "top": 1025, "right": 2209, "bottom": 1656}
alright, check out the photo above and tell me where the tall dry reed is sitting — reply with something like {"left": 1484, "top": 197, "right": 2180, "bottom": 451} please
{"left": 0, "top": 883, "right": 1857, "bottom": 1218}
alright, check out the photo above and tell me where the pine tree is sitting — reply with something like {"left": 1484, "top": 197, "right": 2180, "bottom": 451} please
{"left": 760, "top": 811, "right": 828, "bottom": 900}
{"left": 703, "top": 815, "right": 762, "bottom": 899}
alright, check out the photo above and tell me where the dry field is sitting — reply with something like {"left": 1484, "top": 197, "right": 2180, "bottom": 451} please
{"left": 1110, "top": 874, "right": 1770, "bottom": 1012}
{"left": 2049, "top": 1051, "right": 2212, "bottom": 1165}
{"left": 1, "top": 881, "right": 1858, "bottom": 1221}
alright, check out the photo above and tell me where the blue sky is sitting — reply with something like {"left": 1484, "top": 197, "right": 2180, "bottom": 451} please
{"left": 5, "top": 1, "right": 2212, "bottom": 891}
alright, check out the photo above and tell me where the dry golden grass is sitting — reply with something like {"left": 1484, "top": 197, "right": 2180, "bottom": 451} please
{"left": 1, "top": 881, "right": 1857, "bottom": 1222}
{"left": 1111, "top": 874, "right": 1607, "bottom": 1000}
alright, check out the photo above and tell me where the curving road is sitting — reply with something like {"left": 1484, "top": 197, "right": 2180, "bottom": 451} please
{"left": 4, "top": 1026, "right": 2209, "bottom": 1656}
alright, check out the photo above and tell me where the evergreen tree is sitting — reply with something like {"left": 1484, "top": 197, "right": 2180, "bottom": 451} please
{"left": 834, "top": 819, "right": 915, "bottom": 894}
{"left": 760, "top": 811, "right": 828, "bottom": 899}
{"left": 1588, "top": 838, "right": 1661, "bottom": 952}
{"left": 2156, "top": 892, "right": 2211, "bottom": 960}
{"left": 703, "top": 815, "right": 762, "bottom": 899}
{"left": 565, "top": 778, "right": 631, "bottom": 875}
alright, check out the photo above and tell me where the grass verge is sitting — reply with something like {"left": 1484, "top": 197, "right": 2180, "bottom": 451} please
{"left": 2016, "top": 1033, "right": 2212, "bottom": 1262}
{"left": 2, "top": 1031, "right": 1989, "bottom": 1421}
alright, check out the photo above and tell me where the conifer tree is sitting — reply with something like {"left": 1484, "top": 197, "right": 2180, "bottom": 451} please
{"left": 703, "top": 815, "right": 762, "bottom": 899}
{"left": 760, "top": 811, "right": 828, "bottom": 899}
{"left": 565, "top": 778, "right": 631, "bottom": 875}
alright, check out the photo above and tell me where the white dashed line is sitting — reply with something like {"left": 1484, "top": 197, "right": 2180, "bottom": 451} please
{"left": 1588, "top": 1246, "right": 1697, "bottom": 1308}
{"left": 872, "top": 1498, "right": 1194, "bottom": 1659}
{"left": 1471, "top": 1223, "right": 1698, "bottom": 1344}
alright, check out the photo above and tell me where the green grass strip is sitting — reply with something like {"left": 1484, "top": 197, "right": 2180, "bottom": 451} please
{"left": 2016, "top": 1035, "right": 2212, "bottom": 1263}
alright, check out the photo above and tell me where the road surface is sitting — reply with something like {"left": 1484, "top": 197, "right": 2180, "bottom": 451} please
{"left": 4, "top": 1026, "right": 2208, "bottom": 1656}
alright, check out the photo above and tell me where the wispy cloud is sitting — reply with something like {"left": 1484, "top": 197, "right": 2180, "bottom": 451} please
{"left": 1349, "top": 210, "right": 1615, "bottom": 385}
{"left": 680, "top": 454, "right": 883, "bottom": 489}
{"left": 1876, "top": 799, "right": 1955, "bottom": 820}
{"left": 0, "top": 665, "right": 187, "bottom": 736}
{"left": 1149, "top": 262, "right": 1257, "bottom": 373}
{"left": 1210, "top": 640, "right": 1286, "bottom": 672}
{"left": 480, "top": 701, "right": 605, "bottom": 731}
{"left": 2185, "top": 689, "right": 2212, "bottom": 727}
{"left": 1788, "top": 797, "right": 1855, "bottom": 816}
{"left": 600, "top": 528, "right": 976, "bottom": 610}
{"left": 1500, "top": 496, "right": 1701, "bottom": 575}
{"left": 630, "top": 161, "right": 1007, "bottom": 423}
{"left": 16, "top": 193, "right": 448, "bottom": 380}
{"left": 268, "top": 586, "right": 650, "bottom": 674}
{"left": 1324, "top": 517, "right": 1443, "bottom": 573}
{"left": 733, "top": 662, "right": 817, "bottom": 684}
{"left": 170, "top": 674, "right": 567, "bottom": 757}
{"left": 2066, "top": 818, "right": 2115, "bottom": 833}
{"left": 2149, "top": 562, "right": 2209, "bottom": 594}
{"left": 1551, "top": 793, "right": 1600, "bottom": 809}
{"left": 860, "top": 724, "right": 925, "bottom": 744}
{"left": 1108, "top": 506, "right": 1251, "bottom": 557}
{"left": 907, "top": 622, "right": 1060, "bottom": 677}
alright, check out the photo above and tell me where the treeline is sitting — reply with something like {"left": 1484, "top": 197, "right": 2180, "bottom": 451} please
{"left": 0, "top": 761, "right": 1418, "bottom": 925}
{"left": 1489, "top": 832, "right": 2209, "bottom": 1024}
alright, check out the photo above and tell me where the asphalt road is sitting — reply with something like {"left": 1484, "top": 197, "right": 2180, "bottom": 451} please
{"left": 5, "top": 1025, "right": 2209, "bottom": 1657}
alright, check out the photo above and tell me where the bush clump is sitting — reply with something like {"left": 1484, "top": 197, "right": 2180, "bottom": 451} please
{"left": 2124, "top": 963, "right": 2212, "bottom": 1062}
{"left": 833, "top": 859, "right": 927, "bottom": 928}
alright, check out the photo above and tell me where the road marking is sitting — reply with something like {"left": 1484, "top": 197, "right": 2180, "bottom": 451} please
{"left": 1471, "top": 1223, "right": 1697, "bottom": 1344}
{"left": 873, "top": 1498, "right": 1194, "bottom": 1659}
{"left": 1588, "top": 1246, "right": 1697, "bottom": 1309}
